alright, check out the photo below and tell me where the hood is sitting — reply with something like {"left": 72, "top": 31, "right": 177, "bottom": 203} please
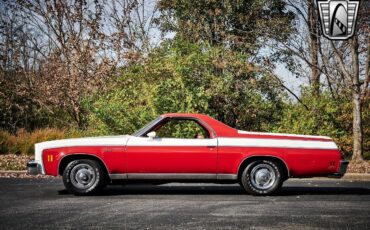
{"left": 35, "top": 135, "right": 131, "bottom": 150}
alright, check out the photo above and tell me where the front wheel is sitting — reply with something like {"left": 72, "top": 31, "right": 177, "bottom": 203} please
{"left": 63, "top": 159, "right": 106, "bottom": 195}
{"left": 240, "top": 160, "right": 283, "bottom": 196}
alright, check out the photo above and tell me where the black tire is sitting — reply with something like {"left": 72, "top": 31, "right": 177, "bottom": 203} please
{"left": 240, "top": 160, "right": 283, "bottom": 196}
{"left": 63, "top": 159, "right": 106, "bottom": 195}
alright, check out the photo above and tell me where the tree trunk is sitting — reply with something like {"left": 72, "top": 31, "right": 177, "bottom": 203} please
{"left": 352, "top": 90, "right": 363, "bottom": 161}
{"left": 330, "top": 36, "right": 364, "bottom": 161}
{"left": 308, "top": 0, "right": 320, "bottom": 94}
{"left": 350, "top": 37, "right": 363, "bottom": 162}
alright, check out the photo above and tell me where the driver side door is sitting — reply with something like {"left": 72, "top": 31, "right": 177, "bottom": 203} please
{"left": 125, "top": 118, "right": 218, "bottom": 177}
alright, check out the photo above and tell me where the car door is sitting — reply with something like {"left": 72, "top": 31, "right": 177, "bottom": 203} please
{"left": 125, "top": 118, "right": 218, "bottom": 178}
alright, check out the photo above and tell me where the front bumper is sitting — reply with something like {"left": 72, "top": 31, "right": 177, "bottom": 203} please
{"left": 331, "top": 160, "right": 349, "bottom": 178}
{"left": 27, "top": 161, "right": 41, "bottom": 175}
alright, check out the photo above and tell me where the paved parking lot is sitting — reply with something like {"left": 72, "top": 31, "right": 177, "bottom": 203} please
{"left": 0, "top": 178, "right": 369, "bottom": 229}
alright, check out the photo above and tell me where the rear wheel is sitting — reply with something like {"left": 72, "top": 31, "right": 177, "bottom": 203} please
{"left": 240, "top": 160, "right": 283, "bottom": 196}
{"left": 63, "top": 159, "right": 106, "bottom": 195}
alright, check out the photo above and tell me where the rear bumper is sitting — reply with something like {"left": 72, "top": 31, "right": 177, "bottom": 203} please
{"left": 27, "top": 161, "right": 42, "bottom": 175}
{"left": 330, "top": 160, "right": 349, "bottom": 178}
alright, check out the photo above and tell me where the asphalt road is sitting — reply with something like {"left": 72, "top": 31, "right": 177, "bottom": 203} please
{"left": 0, "top": 178, "right": 369, "bottom": 230}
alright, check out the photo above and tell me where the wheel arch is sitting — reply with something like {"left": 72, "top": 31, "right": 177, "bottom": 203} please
{"left": 237, "top": 155, "right": 290, "bottom": 181}
{"left": 58, "top": 154, "right": 110, "bottom": 179}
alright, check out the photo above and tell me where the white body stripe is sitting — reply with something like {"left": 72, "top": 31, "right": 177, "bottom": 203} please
{"left": 237, "top": 130, "right": 332, "bottom": 140}
{"left": 127, "top": 137, "right": 217, "bottom": 147}
{"left": 218, "top": 138, "right": 337, "bottom": 150}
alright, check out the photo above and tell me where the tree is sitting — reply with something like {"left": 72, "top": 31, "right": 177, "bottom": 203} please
{"left": 275, "top": 0, "right": 369, "bottom": 160}
{"left": 13, "top": 0, "right": 114, "bottom": 129}
{"left": 88, "top": 40, "right": 286, "bottom": 135}
{"left": 105, "top": 0, "right": 160, "bottom": 64}
{"left": 0, "top": 2, "right": 48, "bottom": 132}
{"left": 327, "top": 0, "right": 369, "bottom": 161}
{"left": 307, "top": 0, "right": 320, "bottom": 94}
{"left": 0, "top": 0, "right": 160, "bottom": 130}
{"left": 275, "top": 0, "right": 322, "bottom": 94}
{"left": 158, "top": 0, "right": 294, "bottom": 53}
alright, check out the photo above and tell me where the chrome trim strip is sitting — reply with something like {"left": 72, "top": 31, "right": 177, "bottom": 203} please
{"left": 128, "top": 173, "right": 217, "bottom": 180}
{"left": 27, "top": 161, "right": 40, "bottom": 175}
{"left": 133, "top": 116, "right": 164, "bottom": 137}
{"left": 133, "top": 116, "right": 217, "bottom": 139}
{"left": 108, "top": 173, "right": 238, "bottom": 180}
{"left": 109, "top": 174, "right": 128, "bottom": 180}
{"left": 217, "top": 174, "right": 238, "bottom": 180}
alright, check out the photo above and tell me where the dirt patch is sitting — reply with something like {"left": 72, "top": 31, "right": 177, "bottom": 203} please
{"left": 347, "top": 160, "right": 370, "bottom": 174}
{"left": 0, "top": 154, "right": 53, "bottom": 178}
{"left": 0, "top": 154, "right": 31, "bottom": 171}
{"left": 0, "top": 171, "right": 54, "bottom": 178}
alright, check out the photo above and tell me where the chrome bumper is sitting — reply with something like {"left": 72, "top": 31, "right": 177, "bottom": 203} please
{"left": 27, "top": 161, "right": 41, "bottom": 175}
{"left": 331, "top": 160, "right": 349, "bottom": 178}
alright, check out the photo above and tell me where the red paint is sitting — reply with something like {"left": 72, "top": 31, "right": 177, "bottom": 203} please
{"left": 42, "top": 149, "right": 60, "bottom": 176}
{"left": 41, "top": 113, "right": 344, "bottom": 178}
{"left": 126, "top": 146, "right": 217, "bottom": 173}
{"left": 217, "top": 147, "right": 341, "bottom": 177}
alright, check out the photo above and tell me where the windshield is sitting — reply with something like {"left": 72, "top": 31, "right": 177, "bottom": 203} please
{"left": 132, "top": 116, "right": 163, "bottom": 136}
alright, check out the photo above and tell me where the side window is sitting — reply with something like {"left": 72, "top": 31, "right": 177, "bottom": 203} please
{"left": 155, "top": 119, "right": 210, "bottom": 139}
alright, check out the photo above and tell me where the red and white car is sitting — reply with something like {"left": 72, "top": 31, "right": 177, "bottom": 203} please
{"left": 27, "top": 113, "right": 348, "bottom": 195}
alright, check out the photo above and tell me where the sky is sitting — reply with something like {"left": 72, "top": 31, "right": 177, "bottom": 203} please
{"left": 274, "top": 63, "right": 308, "bottom": 97}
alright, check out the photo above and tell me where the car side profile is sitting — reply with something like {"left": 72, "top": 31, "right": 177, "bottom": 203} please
{"left": 27, "top": 113, "right": 348, "bottom": 195}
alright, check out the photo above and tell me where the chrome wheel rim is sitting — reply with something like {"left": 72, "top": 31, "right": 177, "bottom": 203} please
{"left": 250, "top": 164, "right": 276, "bottom": 190}
{"left": 70, "top": 163, "right": 96, "bottom": 189}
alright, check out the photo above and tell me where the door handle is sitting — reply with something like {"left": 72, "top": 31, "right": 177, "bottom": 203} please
{"left": 207, "top": 146, "right": 216, "bottom": 148}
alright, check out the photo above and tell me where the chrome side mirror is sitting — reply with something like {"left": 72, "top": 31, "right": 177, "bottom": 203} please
{"left": 147, "top": 131, "right": 156, "bottom": 140}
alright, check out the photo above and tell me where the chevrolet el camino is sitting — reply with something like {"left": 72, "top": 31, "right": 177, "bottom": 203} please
{"left": 27, "top": 113, "right": 348, "bottom": 195}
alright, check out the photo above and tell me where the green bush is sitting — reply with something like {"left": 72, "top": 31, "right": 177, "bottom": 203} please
{"left": 272, "top": 89, "right": 357, "bottom": 159}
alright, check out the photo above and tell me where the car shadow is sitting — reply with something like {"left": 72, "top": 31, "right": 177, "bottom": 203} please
{"left": 57, "top": 185, "right": 245, "bottom": 196}
{"left": 57, "top": 183, "right": 370, "bottom": 196}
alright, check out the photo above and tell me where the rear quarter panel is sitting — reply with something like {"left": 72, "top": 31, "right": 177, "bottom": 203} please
{"left": 218, "top": 146, "right": 341, "bottom": 177}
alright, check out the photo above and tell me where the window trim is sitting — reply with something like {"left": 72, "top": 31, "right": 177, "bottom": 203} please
{"left": 139, "top": 116, "right": 217, "bottom": 139}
